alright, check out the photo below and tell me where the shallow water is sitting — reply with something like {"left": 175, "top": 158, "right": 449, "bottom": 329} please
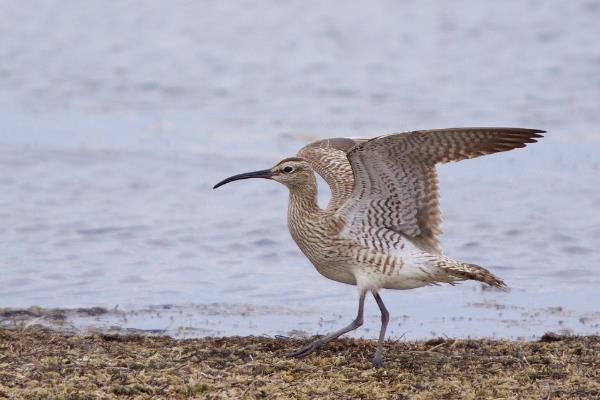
{"left": 1, "top": 0, "right": 599, "bottom": 339}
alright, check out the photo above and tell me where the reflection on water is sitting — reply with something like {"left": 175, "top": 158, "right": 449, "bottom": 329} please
{"left": 0, "top": 0, "right": 599, "bottom": 339}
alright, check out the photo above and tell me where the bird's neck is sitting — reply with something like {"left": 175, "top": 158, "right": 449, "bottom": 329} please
{"left": 287, "top": 174, "right": 321, "bottom": 216}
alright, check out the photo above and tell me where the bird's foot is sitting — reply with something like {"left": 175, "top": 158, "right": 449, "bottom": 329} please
{"left": 372, "top": 352, "right": 384, "bottom": 369}
{"left": 288, "top": 339, "right": 323, "bottom": 358}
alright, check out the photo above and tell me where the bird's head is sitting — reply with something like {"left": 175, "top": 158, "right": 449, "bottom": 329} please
{"left": 213, "top": 157, "right": 314, "bottom": 190}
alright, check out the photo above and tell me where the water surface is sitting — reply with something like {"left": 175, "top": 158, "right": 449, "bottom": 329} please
{"left": 1, "top": 0, "right": 599, "bottom": 339}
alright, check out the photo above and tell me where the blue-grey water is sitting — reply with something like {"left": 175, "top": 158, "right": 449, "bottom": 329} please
{"left": 1, "top": 0, "right": 599, "bottom": 340}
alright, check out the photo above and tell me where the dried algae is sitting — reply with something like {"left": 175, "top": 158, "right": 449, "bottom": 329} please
{"left": 0, "top": 328, "right": 598, "bottom": 399}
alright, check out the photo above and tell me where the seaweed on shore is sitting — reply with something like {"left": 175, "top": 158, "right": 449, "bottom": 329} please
{"left": 0, "top": 328, "right": 599, "bottom": 399}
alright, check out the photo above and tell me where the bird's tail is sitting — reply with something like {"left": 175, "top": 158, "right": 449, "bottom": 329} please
{"left": 439, "top": 258, "right": 506, "bottom": 289}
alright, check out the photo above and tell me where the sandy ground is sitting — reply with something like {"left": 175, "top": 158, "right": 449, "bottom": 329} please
{"left": 0, "top": 328, "right": 598, "bottom": 399}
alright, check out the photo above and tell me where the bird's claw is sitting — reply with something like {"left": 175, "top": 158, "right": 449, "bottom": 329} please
{"left": 288, "top": 339, "right": 323, "bottom": 358}
{"left": 372, "top": 353, "right": 384, "bottom": 368}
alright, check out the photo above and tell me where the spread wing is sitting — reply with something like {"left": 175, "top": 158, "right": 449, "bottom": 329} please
{"left": 337, "top": 127, "right": 544, "bottom": 254}
{"left": 297, "top": 137, "right": 368, "bottom": 210}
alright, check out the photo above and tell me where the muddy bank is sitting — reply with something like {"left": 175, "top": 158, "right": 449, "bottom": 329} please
{"left": 0, "top": 329, "right": 598, "bottom": 399}
{"left": 3, "top": 302, "right": 600, "bottom": 341}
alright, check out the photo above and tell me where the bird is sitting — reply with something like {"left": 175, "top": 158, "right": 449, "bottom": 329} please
{"left": 213, "top": 127, "right": 543, "bottom": 368}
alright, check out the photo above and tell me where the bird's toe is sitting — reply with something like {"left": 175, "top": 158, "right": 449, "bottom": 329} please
{"left": 372, "top": 353, "right": 384, "bottom": 369}
{"left": 288, "top": 340, "right": 322, "bottom": 358}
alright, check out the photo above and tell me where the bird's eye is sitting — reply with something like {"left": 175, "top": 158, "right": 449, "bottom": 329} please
{"left": 283, "top": 166, "right": 294, "bottom": 173}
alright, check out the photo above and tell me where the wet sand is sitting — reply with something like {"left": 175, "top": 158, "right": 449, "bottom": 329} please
{"left": 0, "top": 328, "right": 598, "bottom": 399}
{"left": 2, "top": 301, "right": 599, "bottom": 343}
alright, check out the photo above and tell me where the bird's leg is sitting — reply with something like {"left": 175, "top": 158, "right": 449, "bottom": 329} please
{"left": 372, "top": 291, "right": 389, "bottom": 368}
{"left": 288, "top": 289, "right": 366, "bottom": 358}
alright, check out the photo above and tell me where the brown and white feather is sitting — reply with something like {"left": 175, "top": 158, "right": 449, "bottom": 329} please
{"left": 297, "top": 138, "right": 367, "bottom": 210}
{"left": 284, "top": 127, "right": 542, "bottom": 289}
{"left": 337, "top": 127, "right": 543, "bottom": 254}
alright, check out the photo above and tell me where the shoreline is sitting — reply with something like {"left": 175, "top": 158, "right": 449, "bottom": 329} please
{"left": 1, "top": 328, "right": 598, "bottom": 399}
{"left": 3, "top": 303, "right": 599, "bottom": 343}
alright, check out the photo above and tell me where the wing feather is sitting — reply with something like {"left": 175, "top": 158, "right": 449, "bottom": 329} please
{"left": 297, "top": 138, "right": 367, "bottom": 211}
{"left": 339, "top": 127, "right": 544, "bottom": 253}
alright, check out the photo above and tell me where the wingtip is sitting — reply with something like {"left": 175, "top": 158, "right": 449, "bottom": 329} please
{"left": 529, "top": 131, "right": 545, "bottom": 144}
{"left": 529, "top": 128, "right": 546, "bottom": 138}
{"left": 510, "top": 128, "right": 545, "bottom": 143}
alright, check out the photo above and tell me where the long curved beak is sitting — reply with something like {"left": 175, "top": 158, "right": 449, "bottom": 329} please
{"left": 213, "top": 169, "right": 273, "bottom": 189}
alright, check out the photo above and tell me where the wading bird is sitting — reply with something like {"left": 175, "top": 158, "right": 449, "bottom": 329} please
{"left": 213, "top": 127, "right": 543, "bottom": 368}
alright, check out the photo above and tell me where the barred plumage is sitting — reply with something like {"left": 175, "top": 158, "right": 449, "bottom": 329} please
{"left": 214, "top": 127, "right": 543, "bottom": 368}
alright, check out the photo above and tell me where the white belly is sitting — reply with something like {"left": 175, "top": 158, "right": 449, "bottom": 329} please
{"left": 351, "top": 242, "right": 447, "bottom": 291}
